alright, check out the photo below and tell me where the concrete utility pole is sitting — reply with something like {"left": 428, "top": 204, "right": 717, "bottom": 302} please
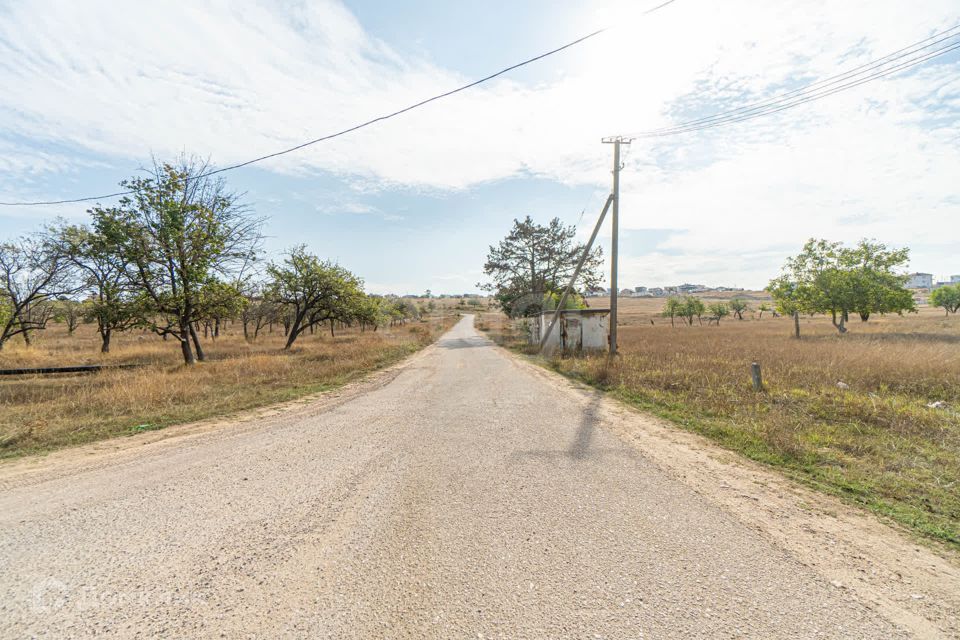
{"left": 602, "top": 136, "right": 630, "bottom": 355}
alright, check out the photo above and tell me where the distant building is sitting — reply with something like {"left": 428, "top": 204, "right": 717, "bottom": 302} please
{"left": 905, "top": 273, "right": 933, "bottom": 289}
{"left": 634, "top": 286, "right": 647, "bottom": 294}
{"left": 952, "top": 275, "right": 960, "bottom": 284}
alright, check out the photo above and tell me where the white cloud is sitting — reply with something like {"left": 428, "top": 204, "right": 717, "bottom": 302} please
{"left": 1, "top": 0, "right": 958, "bottom": 283}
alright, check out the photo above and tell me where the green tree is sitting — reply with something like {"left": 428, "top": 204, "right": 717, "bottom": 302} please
{"left": 55, "top": 223, "right": 139, "bottom": 352}
{"left": 481, "top": 216, "right": 602, "bottom": 318}
{"left": 729, "top": 297, "right": 749, "bottom": 320}
{"left": 708, "top": 302, "right": 730, "bottom": 325}
{"left": 757, "top": 302, "right": 771, "bottom": 319}
{"left": 681, "top": 296, "right": 706, "bottom": 326}
{"left": 930, "top": 284, "right": 960, "bottom": 316}
{"left": 267, "top": 246, "right": 365, "bottom": 349}
{"left": 91, "top": 158, "right": 262, "bottom": 363}
{"left": 767, "top": 239, "right": 914, "bottom": 335}
{"left": 662, "top": 297, "right": 682, "bottom": 327}
{"left": 541, "top": 291, "right": 587, "bottom": 312}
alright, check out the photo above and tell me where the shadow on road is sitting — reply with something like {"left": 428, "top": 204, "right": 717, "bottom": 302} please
{"left": 512, "top": 395, "right": 633, "bottom": 462}
{"left": 438, "top": 337, "right": 490, "bottom": 350}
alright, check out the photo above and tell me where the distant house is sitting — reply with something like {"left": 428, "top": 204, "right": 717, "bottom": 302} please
{"left": 634, "top": 286, "right": 647, "bottom": 294}
{"left": 906, "top": 273, "right": 933, "bottom": 289}
{"left": 952, "top": 275, "right": 960, "bottom": 284}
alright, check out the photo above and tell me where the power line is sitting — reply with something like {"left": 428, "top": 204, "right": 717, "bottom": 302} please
{"left": 621, "top": 26, "right": 960, "bottom": 139}
{"left": 0, "top": 0, "right": 679, "bottom": 207}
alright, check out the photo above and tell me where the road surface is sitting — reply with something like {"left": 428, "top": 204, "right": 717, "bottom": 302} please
{"left": 0, "top": 316, "right": 913, "bottom": 638}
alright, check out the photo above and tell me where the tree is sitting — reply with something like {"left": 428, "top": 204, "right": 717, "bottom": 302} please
{"left": 729, "top": 297, "right": 749, "bottom": 320}
{"left": 680, "top": 296, "right": 705, "bottom": 326}
{"left": 267, "top": 246, "right": 364, "bottom": 350}
{"left": 662, "top": 297, "right": 682, "bottom": 327}
{"left": 52, "top": 298, "right": 87, "bottom": 335}
{"left": 0, "top": 235, "right": 76, "bottom": 350}
{"left": 481, "top": 216, "right": 602, "bottom": 318}
{"left": 757, "top": 302, "right": 771, "bottom": 319}
{"left": 708, "top": 302, "right": 730, "bottom": 324}
{"left": 90, "top": 157, "right": 262, "bottom": 363}
{"left": 768, "top": 239, "right": 914, "bottom": 335}
{"left": 196, "top": 281, "right": 246, "bottom": 340}
{"left": 240, "top": 286, "right": 281, "bottom": 341}
{"left": 931, "top": 284, "right": 960, "bottom": 316}
{"left": 660, "top": 296, "right": 683, "bottom": 327}
{"left": 54, "top": 223, "right": 139, "bottom": 352}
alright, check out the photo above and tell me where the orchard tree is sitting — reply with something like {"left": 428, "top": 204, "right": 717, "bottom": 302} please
{"left": 708, "top": 302, "right": 730, "bottom": 324}
{"left": 0, "top": 235, "right": 75, "bottom": 349}
{"left": 267, "top": 246, "right": 365, "bottom": 349}
{"left": 680, "top": 296, "right": 705, "bottom": 326}
{"left": 52, "top": 298, "right": 86, "bottom": 334}
{"left": 931, "top": 284, "right": 960, "bottom": 316}
{"left": 54, "top": 223, "right": 139, "bottom": 353}
{"left": 729, "top": 297, "right": 749, "bottom": 320}
{"left": 662, "top": 297, "right": 682, "bottom": 327}
{"left": 481, "top": 216, "right": 602, "bottom": 318}
{"left": 768, "top": 238, "right": 914, "bottom": 335}
{"left": 757, "top": 302, "right": 771, "bottom": 319}
{"left": 90, "top": 156, "right": 262, "bottom": 364}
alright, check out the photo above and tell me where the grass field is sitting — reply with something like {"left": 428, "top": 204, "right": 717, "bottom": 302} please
{"left": 479, "top": 295, "right": 960, "bottom": 548}
{"left": 0, "top": 311, "right": 458, "bottom": 459}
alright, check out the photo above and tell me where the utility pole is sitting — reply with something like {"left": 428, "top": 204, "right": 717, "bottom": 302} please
{"left": 602, "top": 136, "right": 630, "bottom": 355}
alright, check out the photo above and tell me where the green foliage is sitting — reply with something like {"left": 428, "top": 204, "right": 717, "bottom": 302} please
{"left": 661, "top": 297, "right": 683, "bottom": 326}
{"left": 768, "top": 238, "right": 915, "bottom": 334}
{"left": 89, "top": 157, "right": 262, "bottom": 362}
{"left": 729, "top": 297, "right": 749, "bottom": 320}
{"left": 482, "top": 216, "right": 602, "bottom": 318}
{"left": 930, "top": 284, "right": 960, "bottom": 315}
{"left": 267, "top": 245, "right": 366, "bottom": 348}
{"left": 541, "top": 291, "right": 587, "bottom": 312}
{"left": 680, "top": 296, "right": 705, "bottom": 326}
{"left": 708, "top": 302, "right": 730, "bottom": 324}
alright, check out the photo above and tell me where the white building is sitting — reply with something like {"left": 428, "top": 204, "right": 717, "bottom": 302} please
{"left": 906, "top": 273, "right": 933, "bottom": 289}
{"left": 529, "top": 309, "right": 609, "bottom": 354}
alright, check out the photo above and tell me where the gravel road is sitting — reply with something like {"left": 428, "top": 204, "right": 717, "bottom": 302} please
{"left": 0, "top": 316, "right": 913, "bottom": 638}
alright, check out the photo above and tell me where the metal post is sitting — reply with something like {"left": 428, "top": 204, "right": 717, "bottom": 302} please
{"left": 602, "top": 136, "right": 630, "bottom": 356}
{"left": 539, "top": 194, "right": 614, "bottom": 351}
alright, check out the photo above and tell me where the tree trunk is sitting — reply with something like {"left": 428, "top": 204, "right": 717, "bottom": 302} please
{"left": 179, "top": 321, "right": 195, "bottom": 364}
{"left": 189, "top": 324, "right": 206, "bottom": 361}
{"left": 100, "top": 328, "right": 112, "bottom": 353}
{"left": 330, "top": 319, "right": 335, "bottom": 337}
{"left": 793, "top": 311, "right": 801, "bottom": 339}
{"left": 859, "top": 312, "right": 870, "bottom": 322}
{"left": 284, "top": 310, "right": 307, "bottom": 350}
{"left": 831, "top": 310, "right": 847, "bottom": 334}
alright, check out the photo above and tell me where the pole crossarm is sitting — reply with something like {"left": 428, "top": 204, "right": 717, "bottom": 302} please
{"left": 538, "top": 194, "right": 615, "bottom": 352}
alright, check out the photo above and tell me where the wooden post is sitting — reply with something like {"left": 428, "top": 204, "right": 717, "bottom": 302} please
{"left": 793, "top": 310, "right": 801, "bottom": 339}
{"left": 751, "top": 362, "right": 763, "bottom": 392}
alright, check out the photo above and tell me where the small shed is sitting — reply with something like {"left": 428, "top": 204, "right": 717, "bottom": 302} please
{"left": 529, "top": 308, "right": 610, "bottom": 353}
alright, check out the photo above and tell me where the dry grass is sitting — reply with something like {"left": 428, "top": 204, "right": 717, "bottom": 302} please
{"left": 0, "top": 314, "right": 457, "bottom": 458}
{"left": 480, "top": 297, "right": 960, "bottom": 547}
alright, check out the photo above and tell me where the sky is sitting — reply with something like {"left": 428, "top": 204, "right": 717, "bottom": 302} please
{"left": 1, "top": 0, "right": 958, "bottom": 294}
